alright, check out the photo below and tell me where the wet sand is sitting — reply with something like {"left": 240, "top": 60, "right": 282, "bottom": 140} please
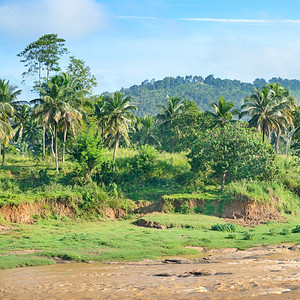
{"left": 0, "top": 245, "right": 299, "bottom": 299}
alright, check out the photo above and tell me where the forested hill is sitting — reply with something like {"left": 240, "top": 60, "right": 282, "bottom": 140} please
{"left": 116, "top": 75, "right": 300, "bottom": 116}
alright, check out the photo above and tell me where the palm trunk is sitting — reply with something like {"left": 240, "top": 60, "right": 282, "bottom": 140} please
{"left": 43, "top": 122, "right": 46, "bottom": 157}
{"left": 112, "top": 131, "right": 119, "bottom": 171}
{"left": 62, "top": 124, "right": 67, "bottom": 164}
{"left": 49, "top": 126, "right": 55, "bottom": 158}
{"left": 2, "top": 145, "right": 5, "bottom": 166}
{"left": 286, "top": 138, "right": 290, "bottom": 156}
{"left": 275, "top": 131, "right": 280, "bottom": 155}
{"left": 262, "top": 123, "right": 265, "bottom": 142}
{"left": 54, "top": 123, "right": 59, "bottom": 174}
{"left": 221, "top": 171, "right": 226, "bottom": 191}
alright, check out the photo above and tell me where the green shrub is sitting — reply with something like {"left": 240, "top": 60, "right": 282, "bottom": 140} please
{"left": 291, "top": 225, "right": 300, "bottom": 233}
{"left": 211, "top": 223, "right": 236, "bottom": 232}
{"left": 243, "top": 231, "right": 254, "bottom": 240}
{"left": 280, "top": 229, "right": 290, "bottom": 235}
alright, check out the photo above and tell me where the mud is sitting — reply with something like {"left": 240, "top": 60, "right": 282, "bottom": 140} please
{"left": 0, "top": 245, "right": 299, "bottom": 299}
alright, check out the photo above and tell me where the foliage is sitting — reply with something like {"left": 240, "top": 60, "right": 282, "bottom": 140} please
{"left": 17, "top": 33, "right": 68, "bottom": 85}
{"left": 131, "top": 145, "right": 158, "bottom": 180}
{"left": 67, "top": 56, "right": 97, "bottom": 92}
{"left": 291, "top": 225, "right": 300, "bottom": 233}
{"left": 69, "top": 129, "right": 103, "bottom": 183}
{"left": 188, "top": 124, "right": 277, "bottom": 189}
{"left": 205, "top": 96, "right": 239, "bottom": 127}
{"left": 211, "top": 223, "right": 236, "bottom": 232}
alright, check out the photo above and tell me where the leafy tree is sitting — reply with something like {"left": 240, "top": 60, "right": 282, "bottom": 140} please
{"left": 18, "top": 34, "right": 68, "bottom": 157}
{"left": 69, "top": 129, "right": 103, "bottom": 183}
{"left": 67, "top": 56, "right": 97, "bottom": 92}
{"left": 188, "top": 124, "right": 276, "bottom": 190}
{"left": 102, "top": 92, "right": 137, "bottom": 163}
{"left": 205, "top": 96, "right": 239, "bottom": 127}
{"left": 17, "top": 34, "right": 68, "bottom": 85}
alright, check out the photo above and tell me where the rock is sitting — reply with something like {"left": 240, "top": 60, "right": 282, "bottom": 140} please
{"left": 288, "top": 244, "right": 300, "bottom": 251}
{"left": 153, "top": 273, "right": 176, "bottom": 277}
{"left": 162, "top": 258, "right": 192, "bottom": 264}
{"left": 134, "top": 219, "right": 167, "bottom": 230}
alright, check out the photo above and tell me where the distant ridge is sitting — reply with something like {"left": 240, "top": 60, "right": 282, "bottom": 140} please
{"left": 108, "top": 75, "right": 300, "bottom": 116}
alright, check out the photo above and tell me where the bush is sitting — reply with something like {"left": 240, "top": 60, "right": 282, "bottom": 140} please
{"left": 132, "top": 145, "right": 158, "bottom": 180}
{"left": 291, "top": 225, "right": 300, "bottom": 233}
{"left": 211, "top": 223, "right": 236, "bottom": 232}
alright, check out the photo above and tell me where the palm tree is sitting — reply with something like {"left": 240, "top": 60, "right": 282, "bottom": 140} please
{"left": 271, "top": 84, "right": 296, "bottom": 154}
{"left": 241, "top": 84, "right": 296, "bottom": 146}
{"left": 33, "top": 74, "right": 87, "bottom": 168}
{"left": 102, "top": 92, "right": 137, "bottom": 163}
{"left": 140, "top": 115, "right": 160, "bottom": 146}
{"left": 94, "top": 96, "right": 107, "bottom": 142}
{"left": 0, "top": 79, "right": 22, "bottom": 165}
{"left": 35, "top": 75, "right": 75, "bottom": 173}
{"left": 156, "top": 96, "right": 183, "bottom": 128}
{"left": 205, "top": 96, "right": 239, "bottom": 127}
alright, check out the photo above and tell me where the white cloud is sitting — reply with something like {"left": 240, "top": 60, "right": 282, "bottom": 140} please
{"left": 114, "top": 15, "right": 158, "bottom": 20}
{"left": 0, "top": 0, "right": 107, "bottom": 38}
{"left": 179, "top": 18, "right": 300, "bottom": 24}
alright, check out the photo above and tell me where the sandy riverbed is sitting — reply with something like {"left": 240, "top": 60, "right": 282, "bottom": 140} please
{"left": 0, "top": 245, "right": 299, "bottom": 299}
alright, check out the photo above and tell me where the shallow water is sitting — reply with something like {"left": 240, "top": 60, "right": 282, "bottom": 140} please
{"left": 0, "top": 248, "right": 299, "bottom": 299}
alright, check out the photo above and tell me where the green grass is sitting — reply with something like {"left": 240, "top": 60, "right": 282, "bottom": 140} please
{"left": 1, "top": 214, "right": 299, "bottom": 270}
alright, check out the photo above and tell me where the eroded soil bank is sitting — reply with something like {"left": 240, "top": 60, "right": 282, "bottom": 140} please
{"left": 0, "top": 245, "right": 299, "bottom": 299}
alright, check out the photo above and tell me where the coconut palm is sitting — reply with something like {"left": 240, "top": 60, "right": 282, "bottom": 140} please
{"left": 271, "top": 84, "right": 296, "bottom": 154}
{"left": 140, "top": 115, "right": 160, "bottom": 146}
{"left": 35, "top": 75, "right": 78, "bottom": 173}
{"left": 156, "top": 96, "right": 183, "bottom": 128}
{"left": 241, "top": 84, "right": 296, "bottom": 145}
{"left": 94, "top": 96, "right": 107, "bottom": 141}
{"left": 33, "top": 73, "right": 87, "bottom": 167}
{"left": 102, "top": 92, "right": 137, "bottom": 163}
{"left": 0, "top": 79, "right": 22, "bottom": 165}
{"left": 205, "top": 96, "right": 239, "bottom": 127}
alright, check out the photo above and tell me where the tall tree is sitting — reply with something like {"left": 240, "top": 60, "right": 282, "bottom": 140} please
{"left": 18, "top": 34, "right": 68, "bottom": 157}
{"left": 34, "top": 75, "right": 77, "bottom": 173}
{"left": 17, "top": 34, "right": 68, "bottom": 85}
{"left": 0, "top": 80, "right": 22, "bottom": 165}
{"left": 241, "top": 84, "right": 296, "bottom": 146}
{"left": 102, "top": 92, "right": 137, "bottom": 164}
{"left": 156, "top": 96, "right": 183, "bottom": 128}
{"left": 67, "top": 56, "right": 97, "bottom": 92}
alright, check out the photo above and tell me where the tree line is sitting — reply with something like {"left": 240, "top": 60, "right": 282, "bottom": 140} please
{"left": 0, "top": 34, "right": 300, "bottom": 188}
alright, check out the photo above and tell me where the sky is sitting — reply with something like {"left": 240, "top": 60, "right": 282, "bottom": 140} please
{"left": 1, "top": 0, "right": 300, "bottom": 97}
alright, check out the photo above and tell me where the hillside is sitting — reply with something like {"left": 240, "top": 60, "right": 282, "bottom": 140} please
{"left": 117, "top": 75, "right": 300, "bottom": 116}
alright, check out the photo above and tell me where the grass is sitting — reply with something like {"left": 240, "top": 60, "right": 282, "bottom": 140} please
{"left": 0, "top": 152, "right": 299, "bottom": 270}
{"left": 1, "top": 213, "right": 299, "bottom": 270}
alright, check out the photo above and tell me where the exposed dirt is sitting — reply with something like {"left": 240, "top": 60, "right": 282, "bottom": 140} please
{"left": 0, "top": 194, "right": 288, "bottom": 225}
{"left": 0, "top": 201, "right": 127, "bottom": 223}
{"left": 160, "top": 197, "right": 283, "bottom": 225}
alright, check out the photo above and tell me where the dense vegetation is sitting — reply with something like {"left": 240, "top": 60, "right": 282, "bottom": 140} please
{"left": 0, "top": 34, "right": 300, "bottom": 269}
{"left": 119, "top": 75, "right": 300, "bottom": 116}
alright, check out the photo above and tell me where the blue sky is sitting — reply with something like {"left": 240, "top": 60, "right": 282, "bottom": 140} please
{"left": 1, "top": 0, "right": 300, "bottom": 97}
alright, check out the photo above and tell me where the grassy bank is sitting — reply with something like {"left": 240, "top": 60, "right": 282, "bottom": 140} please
{"left": 0, "top": 213, "right": 299, "bottom": 270}
{"left": 0, "top": 152, "right": 299, "bottom": 270}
